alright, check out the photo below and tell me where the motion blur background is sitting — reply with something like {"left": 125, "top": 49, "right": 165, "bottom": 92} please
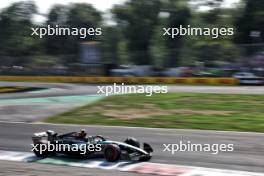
{"left": 0, "top": 0, "right": 264, "bottom": 77}
{"left": 1, "top": 1, "right": 264, "bottom": 175}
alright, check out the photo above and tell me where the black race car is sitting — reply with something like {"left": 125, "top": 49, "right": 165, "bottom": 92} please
{"left": 32, "top": 130, "right": 153, "bottom": 162}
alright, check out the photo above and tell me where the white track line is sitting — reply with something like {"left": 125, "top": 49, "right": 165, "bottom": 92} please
{"left": 0, "top": 150, "right": 35, "bottom": 162}
{"left": 0, "top": 150, "right": 263, "bottom": 176}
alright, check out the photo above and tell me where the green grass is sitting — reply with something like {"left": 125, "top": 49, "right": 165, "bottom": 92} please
{"left": 45, "top": 93, "right": 264, "bottom": 132}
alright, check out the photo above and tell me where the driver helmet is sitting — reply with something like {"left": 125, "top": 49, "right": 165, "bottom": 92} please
{"left": 79, "top": 129, "right": 87, "bottom": 137}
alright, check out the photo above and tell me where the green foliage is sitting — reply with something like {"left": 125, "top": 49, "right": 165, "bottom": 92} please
{"left": 101, "top": 27, "right": 122, "bottom": 64}
{"left": 182, "top": 3, "right": 240, "bottom": 65}
{"left": 163, "top": 0, "right": 191, "bottom": 66}
{"left": 235, "top": 0, "right": 264, "bottom": 55}
{"left": 26, "top": 55, "right": 59, "bottom": 69}
{"left": 46, "top": 4, "right": 69, "bottom": 25}
{"left": 0, "top": 0, "right": 260, "bottom": 68}
{"left": 0, "top": 1, "right": 37, "bottom": 58}
{"left": 45, "top": 3, "right": 102, "bottom": 61}
{"left": 112, "top": 0, "right": 162, "bottom": 65}
{"left": 47, "top": 93, "right": 264, "bottom": 132}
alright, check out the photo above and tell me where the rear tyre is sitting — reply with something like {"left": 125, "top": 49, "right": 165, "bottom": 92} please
{"left": 32, "top": 143, "right": 49, "bottom": 158}
{"left": 104, "top": 144, "right": 121, "bottom": 162}
{"left": 139, "top": 155, "right": 152, "bottom": 161}
{"left": 33, "top": 145, "right": 49, "bottom": 158}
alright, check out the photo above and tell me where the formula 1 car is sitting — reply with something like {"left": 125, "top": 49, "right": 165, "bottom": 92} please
{"left": 32, "top": 130, "right": 153, "bottom": 162}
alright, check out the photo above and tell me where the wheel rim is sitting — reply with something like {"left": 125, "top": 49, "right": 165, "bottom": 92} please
{"left": 106, "top": 148, "right": 116, "bottom": 160}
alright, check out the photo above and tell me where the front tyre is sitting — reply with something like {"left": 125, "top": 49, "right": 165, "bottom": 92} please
{"left": 104, "top": 144, "right": 121, "bottom": 162}
{"left": 139, "top": 155, "right": 152, "bottom": 161}
{"left": 33, "top": 144, "right": 49, "bottom": 158}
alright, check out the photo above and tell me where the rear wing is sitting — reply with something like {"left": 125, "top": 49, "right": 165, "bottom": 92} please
{"left": 33, "top": 132, "right": 48, "bottom": 137}
{"left": 32, "top": 132, "right": 47, "bottom": 143}
{"left": 32, "top": 130, "right": 57, "bottom": 143}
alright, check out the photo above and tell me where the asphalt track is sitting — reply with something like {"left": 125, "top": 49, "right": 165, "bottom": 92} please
{"left": 0, "top": 82, "right": 103, "bottom": 122}
{"left": 0, "top": 160, "right": 152, "bottom": 176}
{"left": 0, "top": 122, "right": 264, "bottom": 173}
{"left": 0, "top": 82, "right": 264, "bottom": 175}
{"left": 1, "top": 81, "right": 264, "bottom": 100}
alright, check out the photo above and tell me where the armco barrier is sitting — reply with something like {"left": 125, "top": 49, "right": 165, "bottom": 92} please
{"left": 0, "top": 76, "right": 238, "bottom": 85}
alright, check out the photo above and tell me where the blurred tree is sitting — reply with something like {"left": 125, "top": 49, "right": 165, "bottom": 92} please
{"left": 46, "top": 5, "right": 69, "bottom": 25}
{"left": 189, "top": 0, "right": 224, "bottom": 23}
{"left": 67, "top": 3, "right": 102, "bottom": 28}
{"left": 162, "top": 0, "right": 191, "bottom": 66}
{"left": 0, "top": 0, "right": 246, "bottom": 70}
{"left": 112, "top": 0, "right": 162, "bottom": 65}
{"left": 0, "top": 1, "right": 38, "bottom": 65}
{"left": 46, "top": 3, "right": 102, "bottom": 63}
{"left": 26, "top": 55, "right": 59, "bottom": 69}
{"left": 183, "top": 0, "right": 241, "bottom": 65}
{"left": 150, "top": 23, "right": 168, "bottom": 68}
{"left": 235, "top": 0, "right": 264, "bottom": 55}
{"left": 102, "top": 26, "right": 121, "bottom": 64}
{"left": 45, "top": 5, "right": 70, "bottom": 56}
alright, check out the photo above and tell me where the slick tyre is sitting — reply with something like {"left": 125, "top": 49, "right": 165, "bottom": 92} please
{"left": 104, "top": 144, "right": 121, "bottom": 162}
{"left": 139, "top": 155, "right": 152, "bottom": 161}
